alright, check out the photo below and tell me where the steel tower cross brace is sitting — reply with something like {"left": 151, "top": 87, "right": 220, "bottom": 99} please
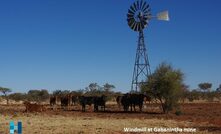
{"left": 131, "top": 30, "right": 151, "bottom": 92}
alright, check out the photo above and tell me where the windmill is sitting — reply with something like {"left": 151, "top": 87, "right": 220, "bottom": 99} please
{"left": 127, "top": 0, "right": 169, "bottom": 92}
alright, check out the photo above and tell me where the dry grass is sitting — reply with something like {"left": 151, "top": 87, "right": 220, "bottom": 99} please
{"left": 0, "top": 114, "right": 186, "bottom": 134}
{"left": 1, "top": 102, "right": 221, "bottom": 134}
{"left": 0, "top": 112, "right": 213, "bottom": 134}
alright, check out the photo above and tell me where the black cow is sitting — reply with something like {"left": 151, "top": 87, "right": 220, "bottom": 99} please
{"left": 120, "top": 94, "right": 130, "bottom": 111}
{"left": 94, "top": 95, "right": 107, "bottom": 112}
{"left": 130, "top": 94, "right": 146, "bottom": 112}
{"left": 50, "top": 96, "right": 57, "bottom": 106}
{"left": 71, "top": 95, "right": 79, "bottom": 105}
{"left": 120, "top": 93, "right": 146, "bottom": 112}
{"left": 60, "top": 95, "right": 72, "bottom": 110}
{"left": 79, "top": 96, "right": 94, "bottom": 112}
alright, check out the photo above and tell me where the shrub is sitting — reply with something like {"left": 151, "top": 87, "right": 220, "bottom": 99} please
{"left": 142, "top": 62, "right": 184, "bottom": 114}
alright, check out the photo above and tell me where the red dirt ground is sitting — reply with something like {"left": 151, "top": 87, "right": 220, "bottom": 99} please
{"left": 1, "top": 102, "right": 221, "bottom": 133}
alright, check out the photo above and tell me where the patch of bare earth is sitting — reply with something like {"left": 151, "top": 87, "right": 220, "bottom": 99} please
{"left": 0, "top": 103, "right": 221, "bottom": 134}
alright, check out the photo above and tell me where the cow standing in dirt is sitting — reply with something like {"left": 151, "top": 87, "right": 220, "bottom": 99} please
{"left": 94, "top": 95, "right": 107, "bottom": 112}
{"left": 71, "top": 95, "right": 79, "bottom": 106}
{"left": 60, "top": 94, "right": 72, "bottom": 110}
{"left": 120, "top": 93, "right": 147, "bottom": 112}
{"left": 79, "top": 96, "right": 94, "bottom": 112}
{"left": 130, "top": 94, "right": 146, "bottom": 112}
{"left": 120, "top": 93, "right": 131, "bottom": 112}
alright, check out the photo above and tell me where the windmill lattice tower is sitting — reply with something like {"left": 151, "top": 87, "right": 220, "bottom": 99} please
{"left": 127, "top": 0, "right": 169, "bottom": 92}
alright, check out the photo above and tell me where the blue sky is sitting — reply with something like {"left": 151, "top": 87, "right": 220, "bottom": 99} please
{"left": 0, "top": 0, "right": 220, "bottom": 93}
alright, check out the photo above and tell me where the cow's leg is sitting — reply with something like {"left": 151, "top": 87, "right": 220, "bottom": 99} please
{"left": 82, "top": 104, "right": 85, "bottom": 112}
{"left": 118, "top": 102, "right": 121, "bottom": 109}
{"left": 94, "top": 105, "right": 98, "bottom": 112}
{"left": 139, "top": 104, "right": 142, "bottom": 112}
{"left": 94, "top": 105, "right": 96, "bottom": 112}
{"left": 133, "top": 104, "right": 136, "bottom": 112}
{"left": 130, "top": 104, "right": 133, "bottom": 112}
{"left": 123, "top": 105, "right": 126, "bottom": 111}
{"left": 126, "top": 105, "right": 129, "bottom": 112}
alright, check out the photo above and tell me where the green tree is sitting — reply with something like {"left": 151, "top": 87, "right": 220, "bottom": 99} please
{"left": 103, "top": 83, "right": 115, "bottom": 93}
{"left": 39, "top": 89, "right": 50, "bottom": 101}
{"left": 141, "top": 63, "right": 184, "bottom": 114}
{"left": 9, "top": 93, "right": 27, "bottom": 102}
{"left": 198, "top": 82, "right": 212, "bottom": 92}
{"left": 88, "top": 83, "right": 101, "bottom": 92}
{"left": 85, "top": 83, "right": 103, "bottom": 96}
{"left": 0, "top": 87, "right": 12, "bottom": 105}
{"left": 27, "top": 89, "right": 49, "bottom": 102}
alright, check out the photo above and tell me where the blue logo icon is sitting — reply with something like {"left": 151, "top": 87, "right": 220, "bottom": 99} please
{"left": 10, "top": 121, "right": 22, "bottom": 134}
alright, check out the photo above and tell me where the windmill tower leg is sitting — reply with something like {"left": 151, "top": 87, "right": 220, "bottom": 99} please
{"left": 131, "top": 30, "right": 151, "bottom": 92}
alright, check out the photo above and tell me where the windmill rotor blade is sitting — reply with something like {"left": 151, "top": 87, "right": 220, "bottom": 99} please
{"left": 127, "top": 13, "right": 134, "bottom": 19}
{"left": 141, "top": 1, "right": 147, "bottom": 11}
{"left": 128, "top": 9, "right": 135, "bottom": 15}
{"left": 131, "top": 22, "right": 137, "bottom": 31}
{"left": 131, "top": 23, "right": 135, "bottom": 31}
{"left": 127, "top": 0, "right": 153, "bottom": 31}
{"left": 127, "top": 19, "right": 135, "bottom": 25}
{"left": 137, "top": 1, "right": 140, "bottom": 10}
{"left": 142, "top": 20, "right": 148, "bottom": 26}
{"left": 139, "top": 0, "right": 143, "bottom": 10}
{"left": 133, "top": 3, "right": 137, "bottom": 11}
{"left": 143, "top": 4, "right": 150, "bottom": 12}
{"left": 141, "top": 20, "right": 147, "bottom": 27}
{"left": 129, "top": 20, "right": 136, "bottom": 29}
{"left": 134, "top": 23, "right": 139, "bottom": 31}
{"left": 127, "top": 17, "right": 135, "bottom": 21}
{"left": 130, "top": 5, "right": 136, "bottom": 13}
{"left": 133, "top": 23, "right": 137, "bottom": 31}
{"left": 127, "top": 15, "right": 135, "bottom": 22}
{"left": 128, "top": 18, "right": 135, "bottom": 26}
{"left": 143, "top": 16, "right": 148, "bottom": 21}
{"left": 127, "top": 19, "right": 133, "bottom": 23}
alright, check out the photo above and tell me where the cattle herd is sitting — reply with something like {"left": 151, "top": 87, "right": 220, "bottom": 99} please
{"left": 24, "top": 93, "right": 151, "bottom": 113}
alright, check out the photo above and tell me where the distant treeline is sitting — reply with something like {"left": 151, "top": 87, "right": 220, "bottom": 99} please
{"left": 0, "top": 83, "right": 121, "bottom": 103}
{"left": 1, "top": 83, "right": 220, "bottom": 106}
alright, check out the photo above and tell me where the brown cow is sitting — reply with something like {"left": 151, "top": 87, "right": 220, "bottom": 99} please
{"left": 24, "top": 101, "right": 46, "bottom": 112}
